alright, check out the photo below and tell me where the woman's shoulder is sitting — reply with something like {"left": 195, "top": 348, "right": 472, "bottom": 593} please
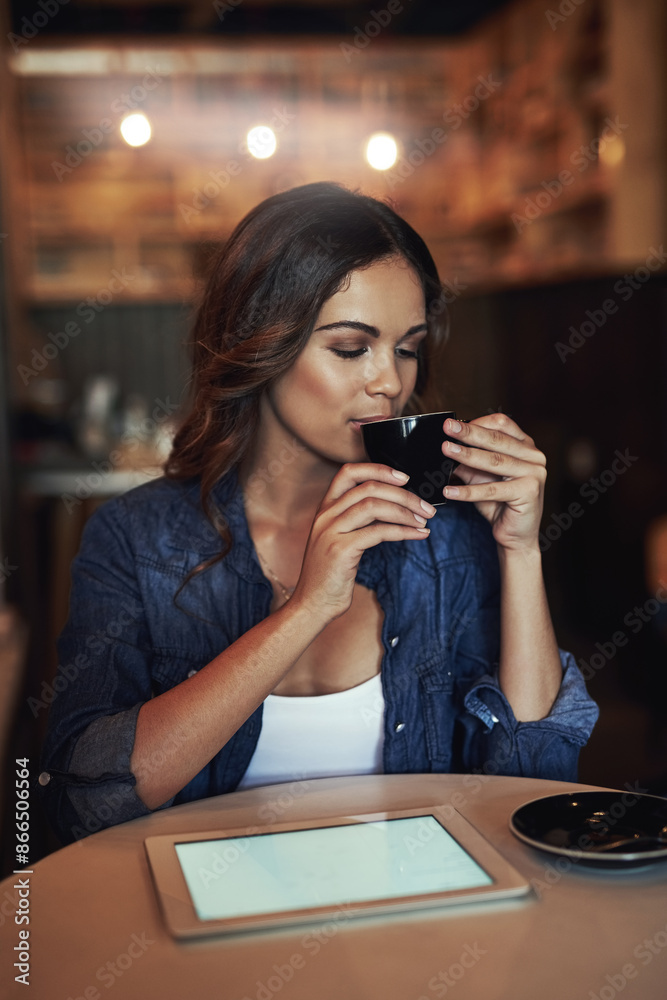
{"left": 98, "top": 474, "right": 201, "bottom": 519}
{"left": 82, "top": 473, "right": 238, "bottom": 554}
{"left": 117, "top": 473, "right": 202, "bottom": 507}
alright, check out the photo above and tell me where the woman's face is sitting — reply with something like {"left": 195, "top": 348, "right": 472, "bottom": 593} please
{"left": 262, "top": 256, "right": 428, "bottom": 466}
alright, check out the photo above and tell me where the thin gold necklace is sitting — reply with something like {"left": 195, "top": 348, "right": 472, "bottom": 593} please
{"left": 243, "top": 489, "right": 295, "bottom": 602}
{"left": 255, "top": 547, "right": 295, "bottom": 602}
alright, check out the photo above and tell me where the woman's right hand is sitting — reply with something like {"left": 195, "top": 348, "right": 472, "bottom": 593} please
{"left": 291, "top": 463, "right": 436, "bottom": 622}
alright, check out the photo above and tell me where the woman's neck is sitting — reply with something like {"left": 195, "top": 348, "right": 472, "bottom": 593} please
{"left": 238, "top": 432, "right": 339, "bottom": 530}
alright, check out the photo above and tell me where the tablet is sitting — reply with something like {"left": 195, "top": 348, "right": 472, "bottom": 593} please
{"left": 145, "top": 807, "right": 532, "bottom": 938}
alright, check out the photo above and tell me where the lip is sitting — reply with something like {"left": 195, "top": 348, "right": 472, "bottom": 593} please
{"left": 350, "top": 415, "right": 393, "bottom": 433}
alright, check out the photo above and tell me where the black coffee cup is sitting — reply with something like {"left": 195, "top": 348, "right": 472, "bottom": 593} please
{"left": 361, "top": 411, "right": 459, "bottom": 507}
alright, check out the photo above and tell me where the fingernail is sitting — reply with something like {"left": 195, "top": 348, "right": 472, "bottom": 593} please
{"left": 420, "top": 500, "right": 436, "bottom": 515}
{"left": 413, "top": 513, "right": 427, "bottom": 525}
{"left": 446, "top": 441, "right": 461, "bottom": 453}
{"left": 416, "top": 527, "right": 430, "bottom": 534}
{"left": 447, "top": 419, "right": 462, "bottom": 432}
{"left": 391, "top": 469, "right": 409, "bottom": 482}
{"left": 444, "top": 486, "right": 459, "bottom": 497}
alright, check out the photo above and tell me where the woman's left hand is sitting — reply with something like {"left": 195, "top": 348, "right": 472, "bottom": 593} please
{"left": 442, "top": 413, "right": 546, "bottom": 553}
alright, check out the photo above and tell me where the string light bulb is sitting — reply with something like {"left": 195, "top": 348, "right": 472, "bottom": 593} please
{"left": 247, "top": 125, "right": 277, "bottom": 160}
{"left": 120, "top": 113, "right": 152, "bottom": 147}
{"left": 365, "top": 132, "right": 398, "bottom": 170}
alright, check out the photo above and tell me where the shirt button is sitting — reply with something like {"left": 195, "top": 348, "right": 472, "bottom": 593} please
{"left": 389, "top": 636, "right": 399, "bottom": 648}
{"left": 187, "top": 669, "right": 198, "bottom": 678}
{"left": 394, "top": 722, "right": 405, "bottom": 733}
{"left": 38, "top": 772, "right": 51, "bottom": 786}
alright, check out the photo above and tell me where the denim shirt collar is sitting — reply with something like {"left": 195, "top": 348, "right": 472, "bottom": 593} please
{"left": 161, "top": 466, "right": 387, "bottom": 592}
{"left": 159, "top": 469, "right": 260, "bottom": 584}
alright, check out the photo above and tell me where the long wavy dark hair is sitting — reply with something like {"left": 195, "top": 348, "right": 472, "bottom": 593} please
{"left": 165, "top": 181, "right": 449, "bottom": 565}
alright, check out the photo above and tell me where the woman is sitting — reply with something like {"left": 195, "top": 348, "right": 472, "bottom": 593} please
{"left": 40, "top": 182, "right": 598, "bottom": 844}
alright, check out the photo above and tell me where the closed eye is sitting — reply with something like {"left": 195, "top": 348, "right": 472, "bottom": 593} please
{"left": 331, "top": 347, "right": 367, "bottom": 359}
{"left": 331, "top": 346, "right": 420, "bottom": 360}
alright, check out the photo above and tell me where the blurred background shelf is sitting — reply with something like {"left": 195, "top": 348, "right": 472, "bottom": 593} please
{"left": 7, "top": 0, "right": 663, "bottom": 315}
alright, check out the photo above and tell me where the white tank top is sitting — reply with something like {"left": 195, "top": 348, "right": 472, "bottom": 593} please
{"left": 237, "top": 673, "right": 385, "bottom": 790}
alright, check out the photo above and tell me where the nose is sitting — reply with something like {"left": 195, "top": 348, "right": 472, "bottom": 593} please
{"left": 365, "top": 352, "right": 403, "bottom": 399}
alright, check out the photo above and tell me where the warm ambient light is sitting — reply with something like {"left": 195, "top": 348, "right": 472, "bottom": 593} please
{"left": 365, "top": 132, "right": 398, "bottom": 171}
{"left": 120, "top": 113, "right": 152, "bottom": 147}
{"left": 599, "top": 135, "right": 625, "bottom": 169}
{"left": 246, "top": 125, "right": 277, "bottom": 160}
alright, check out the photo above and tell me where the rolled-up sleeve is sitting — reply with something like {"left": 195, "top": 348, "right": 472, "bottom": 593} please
{"left": 463, "top": 650, "right": 600, "bottom": 781}
{"left": 38, "top": 498, "right": 172, "bottom": 845}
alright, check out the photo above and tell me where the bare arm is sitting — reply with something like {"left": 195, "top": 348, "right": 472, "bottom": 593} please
{"left": 496, "top": 546, "right": 562, "bottom": 720}
{"left": 131, "top": 595, "right": 328, "bottom": 809}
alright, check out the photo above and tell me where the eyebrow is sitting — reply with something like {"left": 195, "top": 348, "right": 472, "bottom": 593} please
{"left": 313, "top": 321, "right": 427, "bottom": 338}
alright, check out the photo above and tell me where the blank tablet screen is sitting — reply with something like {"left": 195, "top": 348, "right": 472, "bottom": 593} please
{"left": 174, "top": 815, "right": 493, "bottom": 922}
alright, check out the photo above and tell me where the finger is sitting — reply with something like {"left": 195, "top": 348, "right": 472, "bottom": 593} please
{"left": 444, "top": 413, "right": 546, "bottom": 465}
{"left": 443, "top": 416, "right": 545, "bottom": 466}
{"left": 452, "top": 463, "right": 518, "bottom": 488}
{"left": 323, "top": 474, "right": 437, "bottom": 520}
{"left": 351, "top": 521, "right": 431, "bottom": 548}
{"left": 463, "top": 412, "right": 532, "bottom": 445}
{"left": 446, "top": 414, "right": 534, "bottom": 449}
{"left": 325, "top": 462, "right": 413, "bottom": 503}
{"left": 444, "top": 476, "right": 543, "bottom": 505}
{"left": 443, "top": 441, "right": 547, "bottom": 483}
{"left": 325, "top": 495, "right": 435, "bottom": 534}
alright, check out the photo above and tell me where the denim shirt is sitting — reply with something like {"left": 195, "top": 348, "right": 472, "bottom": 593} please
{"left": 39, "top": 471, "right": 599, "bottom": 844}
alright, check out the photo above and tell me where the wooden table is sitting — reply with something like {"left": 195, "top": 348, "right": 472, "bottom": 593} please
{"left": 2, "top": 774, "right": 666, "bottom": 1000}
